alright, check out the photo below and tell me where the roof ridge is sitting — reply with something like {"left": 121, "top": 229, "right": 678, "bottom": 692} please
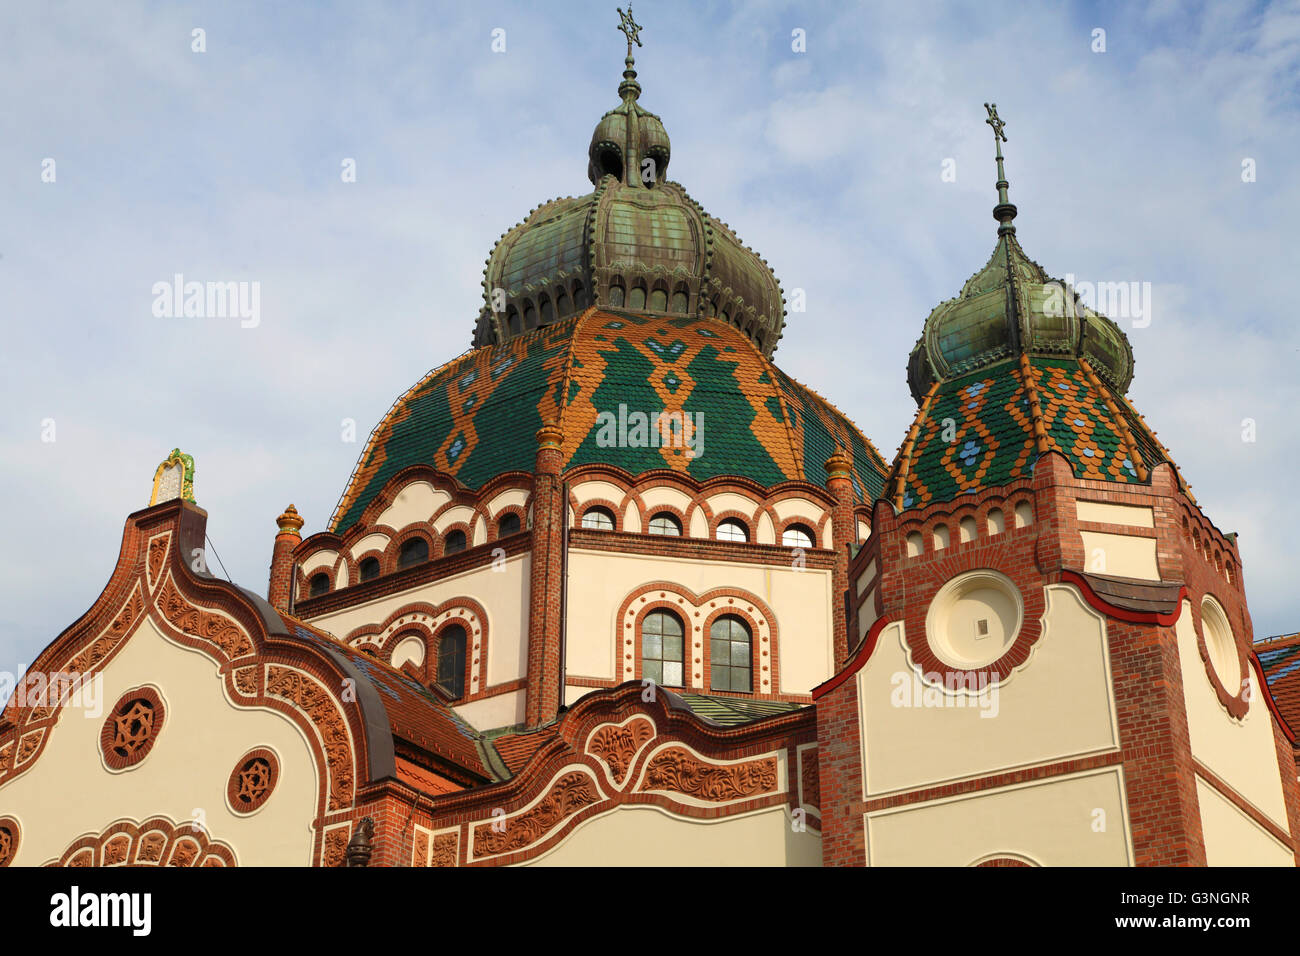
{"left": 888, "top": 383, "right": 939, "bottom": 510}
{"left": 779, "top": 370, "right": 892, "bottom": 480}
{"left": 1018, "top": 353, "right": 1051, "bottom": 455}
{"left": 553, "top": 306, "right": 600, "bottom": 446}
{"left": 1078, "top": 356, "right": 1148, "bottom": 481}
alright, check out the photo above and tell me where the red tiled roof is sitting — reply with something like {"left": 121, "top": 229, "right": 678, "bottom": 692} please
{"left": 280, "top": 613, "right": 490, "bottom": 782}
{"left": 395, "top": 757, "right": 464, "bottom": 796}
{"left": 490, "top": 728, "right": 558, "bottom": 776}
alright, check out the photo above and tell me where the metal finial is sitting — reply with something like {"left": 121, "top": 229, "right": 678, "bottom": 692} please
{"left": 617, "top": 5, "right": 643, "bottom": 58}
{"left": 983, "top": 102, "right": 1017, "bottom": 235}
{"left": 984, "top": 102, "right": 1007, "bottom": 144}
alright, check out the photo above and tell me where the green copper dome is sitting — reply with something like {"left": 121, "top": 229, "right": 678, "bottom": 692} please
{"left": 906, "top": 103, "right": 1134, "bottom": 404}
{"left": 471, "top": 42, "right": 786, "bottom": 357}
{"left": 906, "top": 232, "right": 1135, "bottom": 403}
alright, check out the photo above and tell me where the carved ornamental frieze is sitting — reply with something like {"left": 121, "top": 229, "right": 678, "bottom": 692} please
{"left": 466, "top": 713, "right": 790, "bottom": 863}
{"left": 48, "top": 816, "right": 236, "bottom": 867}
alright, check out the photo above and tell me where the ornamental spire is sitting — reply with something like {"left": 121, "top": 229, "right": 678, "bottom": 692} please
{"left": 984, "top": 102, "right": 1018, "bottom": 236}
{"left": 616, "top": 5, "right": 643, "bottom": 102}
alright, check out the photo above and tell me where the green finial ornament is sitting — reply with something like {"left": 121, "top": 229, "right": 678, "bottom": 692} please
{"left": 149, "top": 448, "right": 196, "bottom": 506}
{"left": 984, "top": 102, "right": 1018, "bottom": 235}
{"left": 616, "top": 5, "right": 643, "bottom": 101}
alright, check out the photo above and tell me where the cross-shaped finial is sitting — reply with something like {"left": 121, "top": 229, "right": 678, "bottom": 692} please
{"left": 617, "top": 5, "right": 642, "bottom": 58}
{"left": 984, "top": 102, "right": 1007, "bottom": 143}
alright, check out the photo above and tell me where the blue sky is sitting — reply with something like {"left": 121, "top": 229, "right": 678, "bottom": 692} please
{"left": 2, "top": 0, "right": 1298, "bottom": 673}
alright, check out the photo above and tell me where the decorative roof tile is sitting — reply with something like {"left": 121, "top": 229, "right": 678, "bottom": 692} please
{"left": 332, "top": 309, "right": 888, "bottom": 533}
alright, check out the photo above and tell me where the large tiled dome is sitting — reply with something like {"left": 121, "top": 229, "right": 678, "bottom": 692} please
{"left": 332, "top": 309, "right": 888, "bottom": 534}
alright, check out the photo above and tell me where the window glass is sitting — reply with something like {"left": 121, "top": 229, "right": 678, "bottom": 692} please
{"left": 716, "top": 519, "right": 748, "bottom": 543}
{"left": 642, "top": 610, "right": 684, "bottom": 687}
{"left": 710, "top": 615, "right": 752, "bottom": 692}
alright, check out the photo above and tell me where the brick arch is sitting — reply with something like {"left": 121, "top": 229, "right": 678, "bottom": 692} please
{"left": 616, "top": 583, "right": 786, "bottom": 699}
{"left": 700, "top": 604, "right": 772, "bottom": 696}
{"left": 573, "top": 498, "right": 623, "bottom": 532}
{"left": 489, "top": 505, "right": 527, "bottom": 541}
{"left": 385, "top": 528, "right": 437, "bottom": 573}
{"left": 971, "top": 853, "right": 1038, "bottom": 867}
{"left": 49, "top": 815, "right": 238, "bottom": 867}
{"left": 710, "top": 509, "right": 756, "bottom": 542}
{"left": 345, "top": 598, "right": 491, "bottom": 699}
{"left": 640, "top": 502, "right": 689, "bottom": 537}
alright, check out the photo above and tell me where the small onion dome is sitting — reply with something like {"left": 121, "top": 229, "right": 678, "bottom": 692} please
{"left": 472, "top": 50, "right": 784, "bottom": 358}
{"left": 906, "top": 232, "right": 1135, "bottom": 404}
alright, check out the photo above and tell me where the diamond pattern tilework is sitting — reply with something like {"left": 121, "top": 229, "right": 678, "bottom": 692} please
{"left": 332, "top": 310, "right": 889, "bottom": 533}
{"left": 895, "top": 356, "right": 1169, "bottom": 511}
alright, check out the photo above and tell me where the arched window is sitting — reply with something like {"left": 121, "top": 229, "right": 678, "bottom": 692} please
{"left": 905, "top": 532, "right": 923, "bottom": 557}
{"left": 628, "top": 286, "right": 647, "bottom": 310}
{"left": 498, "top": 512, "right": 521, "bottom": 537}
{"left": 782, "top": 524, "right": 815, "bottom": 549}
{"left": 523, "top": 303, "right": 537, "bottom": 329}
{"left": 648, "top": 513, "right": 682, "bottom": 536}
{"left": 642, "top": 611, "right": 684, "bottom": 687}
{"left": 443, "top": 529, "right": 467, "bottom": 555}
{"left": 573, "top": 283, "right": 589, "bottom": 310}
{"left": 649, "top": 288, "right": 668, "bottom": 311}
{"left": 308, "top": 572, "right": 330, "bottom": 598}
{"left": 555, "top": 290, "right": 570, "bottom": 317}
{"left": 933, "top": 524, "right": 950, "bottom": 550}
{"left": 507, "top": 307, "right": 521, "bottom": 335}
{"left": 710, "top": 615, "right": 752, "bottom": 692}
{"left": 1014, "top": 501, "right": 1033, "bottom": 528}
{"left": 435, "top": 625, "right": 467, "bottom": 699}
{"left": 581, "top": 507, "right": 615, "bottom": 531}
{"left": 609, "top": 283, "right": 625, "bottom": 307}
{"left": 539, "top": 295, "right": 554, "bottom": 325}
{"left": 986, "top": 508, "right": 1005, "bottom": 536}
{"left": 359, "top": 556, "right": 381, "bottom": 582}
{"left": 959, "top": 516, "right": 978, "bottom": 543}
{"left": 716, "top": 518, "right": 748, "bottom": 543}
{"left": 398, "top": 537, "right": 429, "bottom": 569}
{"left": 671, "top": 290, "right": 689, "bottom": 313}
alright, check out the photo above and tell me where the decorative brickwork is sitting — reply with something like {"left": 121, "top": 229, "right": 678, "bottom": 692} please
{"left": 100, "top": 687, "right": 165, "bottom": 771}
{"left": 0, "top": 817, "right": 18, "bottom": 867}
{"left": 228, "top": 747, "right": 279, "bottom": 814}
{"left": 49, "top": 816, "right": 237, "bottom": 867}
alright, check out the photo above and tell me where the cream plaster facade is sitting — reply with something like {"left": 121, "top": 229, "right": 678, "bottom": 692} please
{"left": 0, "top": 617, "right": 319, "bottom": 866}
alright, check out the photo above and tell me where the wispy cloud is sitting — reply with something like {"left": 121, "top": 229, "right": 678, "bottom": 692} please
{"left": 2, "top": 0, "right": 1297, "bottom": 672}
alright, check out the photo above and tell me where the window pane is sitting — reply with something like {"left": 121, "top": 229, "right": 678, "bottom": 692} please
{"left": 648, "top": 514, "right": 681, "bottom": 536}
{"left": 783, "top": 526, "right": 814, "bottom": 549}
{"left": 732, "top": 641, "right": 750, "bottom": 667}
{"left": 711, "top": 640, "right": 730, "bottom": 665}
{"left": 663, "top": 633, "right": 683, "bottom": 659}
{"left": 716, "top": 520, "right": 748, "bottom": 543}
{"left": 662, "top": 613, "right": 683, "bottom": 637}
{"left": 643, "top": 633, "right": 662, "bottom": 659}
{"left": 662, "top": 662, "right": 683, "bottom": 686}
{"left": 731, "top": 667, "right": 751, "bottom": 692}
{"left": 711, "top": 667, "right": 730, "bottom": 692}
{"left": 643, "top": 661, "right": 662, "bottom": 685}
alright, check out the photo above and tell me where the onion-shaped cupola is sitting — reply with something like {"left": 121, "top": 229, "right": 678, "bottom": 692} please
{"left": 906, "top": 103, "right": 1134, "bottom": 404}
{"left": 887, "top": 104, "right": 1188, "bottom": 514}
{"left": 472, "top": 6, "right": 787, "bottom": 357}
